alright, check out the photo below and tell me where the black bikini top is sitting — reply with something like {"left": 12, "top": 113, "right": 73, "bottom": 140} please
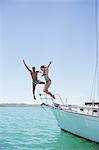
{"left": 42, "top": 73, "right": 46, "bottom": 76}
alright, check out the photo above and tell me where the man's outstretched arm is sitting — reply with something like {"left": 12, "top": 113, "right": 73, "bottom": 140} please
{"left": 36, "top": 70, "right": 42, "bottom": 73}
{"left": 23, "top": 59, "right": 31, "bottom": 72}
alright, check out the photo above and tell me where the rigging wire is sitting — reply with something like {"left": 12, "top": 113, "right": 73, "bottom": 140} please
{"left": 90, "top": 0, "right": 99, "bottom": 102}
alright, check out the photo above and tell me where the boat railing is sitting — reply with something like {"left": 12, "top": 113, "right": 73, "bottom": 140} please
{"left": 62, "top": 104, "right": 99, "bottom": 116}
{"left": 39, "top": 93, "right": 64, "bottom": 106}
{"left": 39, "top": 94, "right": 99, "bottom": 116}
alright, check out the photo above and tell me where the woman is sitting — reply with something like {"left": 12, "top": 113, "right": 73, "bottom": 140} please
{"left": 40, "top": 61, "right": 55, "bottom": 99}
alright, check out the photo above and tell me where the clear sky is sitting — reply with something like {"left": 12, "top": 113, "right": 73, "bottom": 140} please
{"left": 0, "top": 0, "right": 99, "bottom": 104}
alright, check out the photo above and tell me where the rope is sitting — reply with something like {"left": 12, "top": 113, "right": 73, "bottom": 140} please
{"left": 40, "top": 103, "right": 56, "bottom": 120}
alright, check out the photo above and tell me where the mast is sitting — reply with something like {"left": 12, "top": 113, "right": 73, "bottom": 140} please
{"left": 95, "top": 0, "right": 99, "bottom": 101}
{"left": 90, "top": 0, "right": 99, "bottom": 103}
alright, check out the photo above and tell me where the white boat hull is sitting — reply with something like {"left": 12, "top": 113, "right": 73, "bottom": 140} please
{"left": 51, "top": 107, "right": 99, "bottom": 143}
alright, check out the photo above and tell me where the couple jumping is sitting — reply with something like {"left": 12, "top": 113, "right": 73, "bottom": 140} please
{"left": 23, "top": 60, "right": 55, "bottom": 100}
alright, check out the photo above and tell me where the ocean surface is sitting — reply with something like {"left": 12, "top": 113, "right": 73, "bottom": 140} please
{"left": 0, "top": 106, "right": 99, "bottom": 150}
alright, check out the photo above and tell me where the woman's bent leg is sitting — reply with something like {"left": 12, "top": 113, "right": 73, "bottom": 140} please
{"left": 43, "top": 80, "right": 55, "bottom": 99}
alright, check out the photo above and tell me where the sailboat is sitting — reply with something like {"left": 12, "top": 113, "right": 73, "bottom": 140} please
{"left": 40, "top": 0, "right": 99, "bottom": 143}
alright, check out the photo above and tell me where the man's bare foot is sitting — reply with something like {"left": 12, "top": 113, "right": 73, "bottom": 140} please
{"left": 34, "top": 95, "right": 36, "bottom": 100}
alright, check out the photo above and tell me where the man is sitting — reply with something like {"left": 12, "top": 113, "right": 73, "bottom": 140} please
{"left": 23, "top": 59, "right": 45, "bottom": 100}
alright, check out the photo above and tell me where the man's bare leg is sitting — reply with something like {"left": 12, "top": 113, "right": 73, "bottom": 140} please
{"left": 33, "top": 85, "right": 36, "bottom": 100}
{"left": 39, "top": 81, "right": 45, "bottom": 84}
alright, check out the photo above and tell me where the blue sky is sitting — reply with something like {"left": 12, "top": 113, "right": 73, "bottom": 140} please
{"left": 0, "top": 0, "right": 98, "bottom": 104}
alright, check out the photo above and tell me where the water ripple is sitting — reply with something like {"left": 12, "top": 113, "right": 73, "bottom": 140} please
{"left": 0, "top": 107, "right": 99, "bottom": 150}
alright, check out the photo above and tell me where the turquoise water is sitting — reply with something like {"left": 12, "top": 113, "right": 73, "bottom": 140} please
{"left": 0, "top": 107, "right": 99, "bottom": 150}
